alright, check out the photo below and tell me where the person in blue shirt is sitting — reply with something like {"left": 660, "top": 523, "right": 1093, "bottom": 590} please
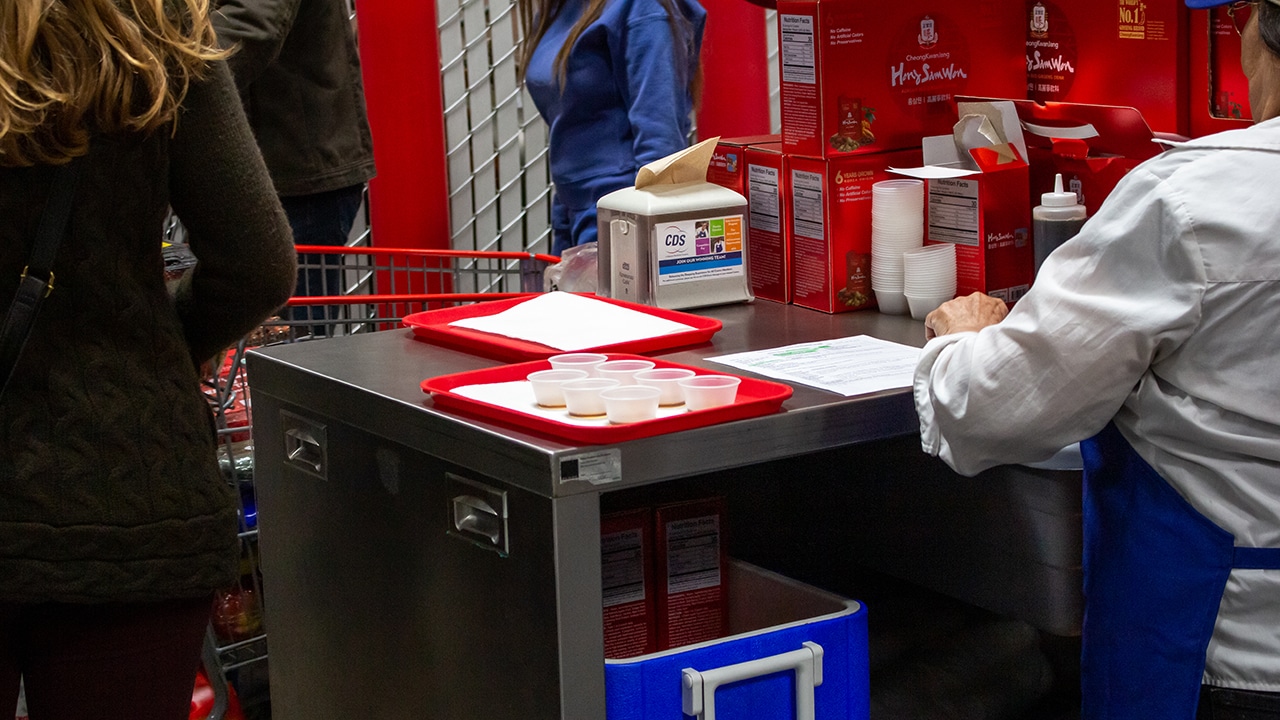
{"left": 518, "top": 0, "right": 706, "bottom": 256}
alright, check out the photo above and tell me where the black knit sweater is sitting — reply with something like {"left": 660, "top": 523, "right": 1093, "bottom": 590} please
{"left": 0, "top": 62, "right": 297, "bottom": 604}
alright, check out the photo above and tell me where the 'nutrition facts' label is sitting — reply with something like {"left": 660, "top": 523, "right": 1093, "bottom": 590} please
{"left": 779, "top": 14, "right": 816, "bottom": 85}
{"left": 928, "top": 178, "right": 980, "bottom": 247}
{"left": 791, "top": 169, "right": 825, "bottom": 241}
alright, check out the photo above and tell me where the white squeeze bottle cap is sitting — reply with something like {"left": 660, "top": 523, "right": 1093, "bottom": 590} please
{"left": 1035, "top": 173, "right": 1087, "bottom": 221}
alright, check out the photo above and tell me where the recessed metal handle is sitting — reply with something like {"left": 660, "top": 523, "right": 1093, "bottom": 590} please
{"left": 284, "top": 428, "right": 322, "bottom": 471}
{"left": 452, "top": 495, "right": 501, "bottom": 544}
{"left": 682, "top": 641, "right": 824, "bottom": 720}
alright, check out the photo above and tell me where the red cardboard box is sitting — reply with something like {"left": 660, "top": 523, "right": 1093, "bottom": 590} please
{"left": 654, "top": 497, "right": 728, "bottom": 651}
{"left": 1026, "top": 0, "right": 1190, "bottom": 137}
{"left": 776, "top": 0, "right": 1025, "bottom": 159}
{"left": 1188, "top": 7, "right": 1253, "bottom": 138}
{"left": 744, "top": 143, "right": 790, "bottom": 304}
{"left": 970, "top": 97, "right": 1162, "bottom": 217}
{"left": 893, "top": 102, "right": 1033, "bottom": 303}
{"left": 602, "top": 508, "right": 657, "bottom": 659}
{"left": 788, "top": 147, "right": 923, "bottom": 313}
{"left": 707, "top": 135, "right": 781, "bottom": 196}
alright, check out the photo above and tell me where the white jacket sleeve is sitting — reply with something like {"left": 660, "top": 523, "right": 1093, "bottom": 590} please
{"left": 913, "top": 164, "right": 1206, "bottom": 476}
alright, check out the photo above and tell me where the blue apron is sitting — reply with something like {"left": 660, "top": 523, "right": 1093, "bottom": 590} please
{"left": 1079, "top": 423, "right": 1280, "bottom": 719}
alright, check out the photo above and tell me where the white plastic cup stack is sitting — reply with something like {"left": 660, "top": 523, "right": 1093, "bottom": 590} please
{"left": 902, "top": 243, "right": 958, "bottom": 320}
{"left": 870, "top": 179, "right": 925, "bottom": 315}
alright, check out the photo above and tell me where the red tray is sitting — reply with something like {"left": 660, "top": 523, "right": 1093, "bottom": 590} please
{"left": 421, "top": 354, "right": 792, "bottom": 444}
{"left": 403, "top": 294, "right": 722, "bottom": 362}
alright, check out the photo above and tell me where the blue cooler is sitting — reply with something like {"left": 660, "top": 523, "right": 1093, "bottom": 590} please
{"left": 605, "top": 560, "right": 869, "bottom": 720}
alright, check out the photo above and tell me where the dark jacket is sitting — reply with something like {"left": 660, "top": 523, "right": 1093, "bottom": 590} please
{"left": 212, "top": 0, "right": 376, "bottom": 196}
{"left": 0, "top": 62, "right": 297, "bottom": 604}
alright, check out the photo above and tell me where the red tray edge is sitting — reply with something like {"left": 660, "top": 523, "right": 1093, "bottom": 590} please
{"left": 420, "top": 354, "right": 792, "bottom": 444}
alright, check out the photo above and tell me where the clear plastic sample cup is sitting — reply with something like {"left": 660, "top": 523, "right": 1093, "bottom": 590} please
{"left": 561, "top": 378, "right": 621, "bottom": 417}
{"left": 633, "top": 368, "right": 696, "bottom": 406}
{"left": 594, "top": 359, "right": 656, "bottom": 387}
{"left": 600, "top": 386, "right": 661, "bottom": 424}
{"left": 678, "top": 375, "right": 742, "bottom": 411}
{"left": 548, "top": 353, "right": 609, "bottom": 376}
{"left": 526, "top": 368, "right": 589, "bottom": 407}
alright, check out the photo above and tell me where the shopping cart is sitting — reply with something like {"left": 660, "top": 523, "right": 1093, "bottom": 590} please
{"left": 197, "top": 246, "right": 559, "bottom": 720}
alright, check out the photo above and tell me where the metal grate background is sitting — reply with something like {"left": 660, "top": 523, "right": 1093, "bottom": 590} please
{"left": 438, "top": 0, "right": 554, "bottom": 255}
{"left": 434, "top": 1, "right": 779, "bottom": 255}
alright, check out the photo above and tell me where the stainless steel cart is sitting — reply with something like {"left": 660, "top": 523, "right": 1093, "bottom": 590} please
{"left": 244, "top": 301, "right": 1084, "bottom": 720}
{"left": 200, "top": 246, "right": 558, "bottom": 719}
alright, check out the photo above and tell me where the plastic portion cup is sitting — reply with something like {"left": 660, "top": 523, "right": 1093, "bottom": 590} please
{"left": 599, "top": 386, "right": 661, "bottom": 424}
{"left": 677, "top": 375, "right": 742, "bottom": 411}
{"left": 526, "top": 368, "right": 589, "bottom": 407}
{"left": 594, "top": 359, "right": 656, "bottom": 387}
{"left": 633, "top": 368, "right": 696, "bottom": 406}
{"left": 548, "top": 353, "right": 609, "bottom": 376}
{"left": 561, "top": 378, "right": 621, "bottom": 417}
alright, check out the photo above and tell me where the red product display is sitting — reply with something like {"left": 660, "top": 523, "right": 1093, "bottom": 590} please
{"left": 893, "top": 104, "right": 1034, "bottom": 304}
{"left": 1025, "top": 0, "right": 1190, "bottom": 137}
{"left": 1188, "top": 7, "right": 1253, "bottom": 137}
{"left": 654, "top": 497, "right": 729, "bottom": 650}
{"left": 787, "top": 147, "right": 924, "bottom": 313}
{"left": 707, "top": 135, "right": 781, "bottom": 196}
{"left": 775, "top": 0, "right": 1025, "bottom": 158}
{"left": 601, "top": 508, "right": 658, "bottom": 659}
{"left": 421, "top": 354, "right": 793, "bottom": 445}
{"left": 743, "top": 143, "right": 791, "bottom": 304}
{"left": 975, "top": 97, "right": 1162, "bottom": 217}
{"left": 403, "top": 294, "right": 723, "bottom": 362}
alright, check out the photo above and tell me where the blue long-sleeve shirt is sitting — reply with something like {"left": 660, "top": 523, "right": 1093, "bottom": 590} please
{"left": 526, "top": 0, "right": 705, "bottom": 254}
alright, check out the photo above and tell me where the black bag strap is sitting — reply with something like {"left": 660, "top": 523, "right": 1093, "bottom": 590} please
{"left": 0, "top": 156, "right": 85, "bottom": 399}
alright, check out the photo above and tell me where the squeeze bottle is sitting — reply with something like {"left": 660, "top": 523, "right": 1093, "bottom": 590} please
{"left": 1033, "top": 173, "right": 1087, "bottom": 273}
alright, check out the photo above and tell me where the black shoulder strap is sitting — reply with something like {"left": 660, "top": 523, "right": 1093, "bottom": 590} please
{"left": 0, "top": 156, "right": 85, "bottom": 399}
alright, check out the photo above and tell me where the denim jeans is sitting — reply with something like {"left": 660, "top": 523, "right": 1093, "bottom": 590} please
{"left": 280, "top": 184, "right": 365, "bottom": 333}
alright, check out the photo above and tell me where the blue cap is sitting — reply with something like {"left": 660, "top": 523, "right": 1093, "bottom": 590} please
{"left": 1184, "top": 0, "right": 1233, "bottom": 6}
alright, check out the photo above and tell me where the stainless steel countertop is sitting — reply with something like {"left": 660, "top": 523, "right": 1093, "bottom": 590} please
{"left": 247, "top": 300, "right": 928, "bottom": 497}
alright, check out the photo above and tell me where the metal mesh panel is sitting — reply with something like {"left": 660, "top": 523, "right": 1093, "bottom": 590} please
{"left": 438, "top": 0, "right": 553, "bottom": 255}
{"left": 434, "top": 3, "right": 779, "bottom": 255}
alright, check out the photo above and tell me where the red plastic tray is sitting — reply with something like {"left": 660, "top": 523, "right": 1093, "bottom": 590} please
{"left": 421, "top": 354, "right": 792, "bottom": 444}
{"left": 403, "top": 294, "right": 722, "bottom": 362}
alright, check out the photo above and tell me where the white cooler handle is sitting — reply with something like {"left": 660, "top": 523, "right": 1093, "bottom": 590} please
{"left": 681, "top": 640, "right": 824, "bottom": 720}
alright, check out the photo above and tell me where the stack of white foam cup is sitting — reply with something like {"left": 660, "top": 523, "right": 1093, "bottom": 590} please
{"left": 870, "top": 179, "right": 925, "bottom": 315}
{"left": 902, "top": 243, "right": 958, "bottom": 320}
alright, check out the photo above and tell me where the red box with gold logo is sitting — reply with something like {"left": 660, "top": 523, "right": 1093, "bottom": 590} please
{"left": 787, "top": 147, "right": 923, "bottom": 313}
{"left": 1188, "top": 7, "right": 1253, "bottom": 137}
{"left": 775, "top": 0, "right": 1025, "bottom": 159}
{"left": 1025, "top": 0, "right": 1190, "bottom": 137}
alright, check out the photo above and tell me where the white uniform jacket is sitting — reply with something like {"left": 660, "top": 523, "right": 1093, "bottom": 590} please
{"left": 914, "top": 116, "right": 1280, "bottom": 690}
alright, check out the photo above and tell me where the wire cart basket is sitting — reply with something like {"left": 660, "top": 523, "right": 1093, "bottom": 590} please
{"left": 198, "top": 245, "right": 559, "bottom": 719}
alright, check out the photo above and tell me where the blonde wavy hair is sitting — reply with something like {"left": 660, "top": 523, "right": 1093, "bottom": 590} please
{"left": 0, "top": 0, "right": 227, "bottom": 167}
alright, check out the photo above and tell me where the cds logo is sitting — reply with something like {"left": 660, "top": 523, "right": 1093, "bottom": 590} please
{"left": 662, "top": 225, "right": 687, "bottom": 257}
{"left": 918, "top": 16, "right": 937, "bottom": 49}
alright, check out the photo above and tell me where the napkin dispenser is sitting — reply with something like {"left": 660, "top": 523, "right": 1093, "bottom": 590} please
{"left": 596, "top": 182, "right": 752, "bottom": 310}
{"left": 595, "top": 138, "right": 753, "bottom": 310}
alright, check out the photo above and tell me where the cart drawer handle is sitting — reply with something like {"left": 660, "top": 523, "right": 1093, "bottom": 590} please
{"left": 681, "top": 641, "right": 824, "bottom": 720}
{"left": 284, "top": 427, "right": 324, "bottom": 475}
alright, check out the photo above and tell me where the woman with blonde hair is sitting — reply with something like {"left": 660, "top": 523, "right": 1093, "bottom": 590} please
{"left": 0, "top": 0, "right": 295, "bottom": 716}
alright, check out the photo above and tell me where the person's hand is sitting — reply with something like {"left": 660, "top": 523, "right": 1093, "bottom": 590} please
{"left": 924, "top": 292, "right": 1008, "bottom": 340}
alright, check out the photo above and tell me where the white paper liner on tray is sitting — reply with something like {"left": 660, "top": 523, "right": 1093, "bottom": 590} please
{"left": 453, "top": 381, "right": 692, "bottom": 427}
{"left": 445, "top": 292, "right": 695, "bottom": 352}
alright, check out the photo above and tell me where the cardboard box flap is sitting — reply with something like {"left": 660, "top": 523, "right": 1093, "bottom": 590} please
{"left": 959, "top": 96, "right": 1160, "bottom": 161}
{"left": 890, "top": 101, "right": 1028, "bottom": 178}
